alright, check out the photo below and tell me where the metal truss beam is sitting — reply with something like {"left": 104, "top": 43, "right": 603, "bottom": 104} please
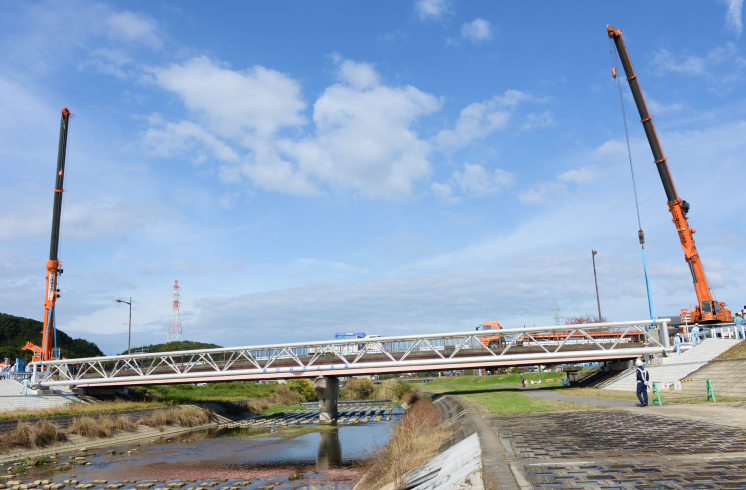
{"left": 31, "top": 319, "right": 669, "bottom": 388}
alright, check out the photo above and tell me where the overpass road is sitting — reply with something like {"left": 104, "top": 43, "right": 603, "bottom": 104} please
{"left": 30, "top": 319, "right": 669, "bottom": 390}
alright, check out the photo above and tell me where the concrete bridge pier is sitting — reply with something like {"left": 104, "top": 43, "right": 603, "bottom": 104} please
{"left": 314, "top": 376, "right": 339, "bottom": 423}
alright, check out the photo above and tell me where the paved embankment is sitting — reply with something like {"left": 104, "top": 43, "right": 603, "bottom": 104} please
{"left": 601, "top": 339, "right": 740, "bottom": 391}
{"left": 0, "top": 380, "right": 81, "bottom": 412}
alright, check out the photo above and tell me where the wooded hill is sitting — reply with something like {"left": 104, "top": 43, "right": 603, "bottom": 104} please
{"left": 0, "top": 312, "right": 104, "bottom": 361}
{"left": 119, "top": 340, "right": 222, "bottom": 356}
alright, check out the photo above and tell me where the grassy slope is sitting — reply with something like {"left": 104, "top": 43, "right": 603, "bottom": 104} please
{"left": 551, "top": 387, "right": 746, "bottom": 404}
{"left": 425, "top": 374, "right": 593, "bottom": 414}
{"left": 714, "top": 340, "right": 746, "bottom": 360}
{"left": 135, "top": 382, "right": 276, "bottom": 402}
{"left": 425, "top": 371, "right": 566, "bottom": 391}
{"left": 0, "top": 312, "right": 103, "bottom": 361}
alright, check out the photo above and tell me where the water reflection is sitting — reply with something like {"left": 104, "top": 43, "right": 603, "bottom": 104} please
{"left": 316, "top": 430, "right": 342, "bottom": 469}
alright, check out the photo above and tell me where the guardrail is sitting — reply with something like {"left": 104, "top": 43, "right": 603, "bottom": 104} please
{"left": 650, "top": 378, "right": 716, "bottom": 405}
{"left": 29, "top": 318, "right": 670, "bottom": 388}
{"left": 710, "top": 324, "right": 745, "bottom": 340}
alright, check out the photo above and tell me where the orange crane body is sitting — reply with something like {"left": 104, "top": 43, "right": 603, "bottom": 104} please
{"left": 607, "top": 26, "right": 732, "bottom": 324}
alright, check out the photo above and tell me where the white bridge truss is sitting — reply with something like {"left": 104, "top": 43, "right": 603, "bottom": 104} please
{"left": 31, "top": 319, "right": 669, "bottom": 388}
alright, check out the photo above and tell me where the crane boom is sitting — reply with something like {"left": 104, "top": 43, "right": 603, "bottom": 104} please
{"left": 41, "top": 108, "right": 71, "bottom": 362}
{"left": 607, "top": 25, "right": 731, "bottom": 324}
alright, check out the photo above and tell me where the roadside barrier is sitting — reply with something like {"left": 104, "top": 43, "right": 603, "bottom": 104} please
{"left": 650, "top": 378, "right": 716, "bottom": 406}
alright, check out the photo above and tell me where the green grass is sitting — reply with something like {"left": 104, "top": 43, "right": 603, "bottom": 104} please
{"left": 459, "top": 387, "right": 601, "bottom": 414}
{"left": 259, "top": 405, "right": 305, "bottom": 415}
{"left": 552, "top": 387, "right": 746, "bottom": 404}
{"left": 424, "top": 372, "right": 566, "bottom": 392}
{"left": 135, "top": 382, "right": 276, "bottom": 402}
{"left": 425, "top": 375, "right": 594, "bottom": 414}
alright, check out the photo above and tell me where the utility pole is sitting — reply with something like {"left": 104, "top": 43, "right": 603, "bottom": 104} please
{"left": 116, "top": 297, "right": 132, "bottom": 355}
{"left": 592, "top": 250, "right": 602, "bottom": 322}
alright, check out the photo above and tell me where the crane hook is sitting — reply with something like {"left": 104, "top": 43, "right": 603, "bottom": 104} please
{"left": 612, "top": 67, "right": 617, "bottom": 79}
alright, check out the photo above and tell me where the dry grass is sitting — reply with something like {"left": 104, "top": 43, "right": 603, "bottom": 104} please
{"left": 355, "top": 398, "right": 451, "bottom": 490}
{"left": 715, "top": 340, "right": 746, "bottom": 360}
{"left": 0, "top": 406, "right": 214, "bottom": 453}
{"left": 0, "top": 420, "right": 67, "bottom": 452}
{"left": 137, "top": 406, "right": 213, "bottom": 429}
{"left": 68, "top": 415, "right": 112, "bottom": 438}
{"left": 248, "top": 398, "right": 271, "bottom": 413}
{"left": 0, "top": 398, "right": 169, "bottom": 421}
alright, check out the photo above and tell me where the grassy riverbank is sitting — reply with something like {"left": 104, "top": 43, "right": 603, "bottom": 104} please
{"left": 0, "top": 406, "right": 213, "bottom": 455}
{"left": 355, "top": 397, "right": 449, "bottom": 490}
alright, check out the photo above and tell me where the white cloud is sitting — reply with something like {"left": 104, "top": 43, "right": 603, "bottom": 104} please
{"left": 452, "top": 163, "right": 514, "bottom": 197}
{"left": 150, "top": 56, "right": 307, "bottom": 139}
{"left": 414, "top": 0, "right": 451, "bottom": 22}
{"left": 651, "top": 42, "right": 741, "bottom": 84}
{"left": 461, "top": 18, "right": 493, "bottom": 44}
{"left": 431, "top": 182, "right": 461, "bottom": 204}
{"left": 725, "top": 0, "right": 744, "bottom": 36}
{"left": 520, "top": 166, "right": 599, "bottom": 205}
{"left": 557, "top": 166, "right": 601, "bottom": 185}
{"left": 0, "top": 201, "right": 170, "bottom": 241}
{"left": 141, "top": 116, "right": 240, "bottom": 162}
{"left": 104, "top": 10, "right": 163, "bottom": 49}
{"left": 434, "top": 90, "right": 535, "bottom": 151}
{"left": 518, "top": 181, "right": 566, "bottom": 205}
{"left": 521, "top": 111, "right": 557, "bottom": 130}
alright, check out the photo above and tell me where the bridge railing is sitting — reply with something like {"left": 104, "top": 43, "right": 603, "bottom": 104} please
{"left": 30, "top": 319, "right": 669, "bottom": 388}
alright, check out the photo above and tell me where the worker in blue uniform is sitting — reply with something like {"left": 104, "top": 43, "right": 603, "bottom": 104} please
{"left": 673, "top": 333, "right": 682, "bottom": 355}
{"left": 635, "top": 359, "right": 650, "bottom": 407}
{"left": 691, "top": 324, "right": 701, "bottom": 345}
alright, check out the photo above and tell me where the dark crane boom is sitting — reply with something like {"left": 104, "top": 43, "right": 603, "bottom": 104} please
{"left": 41, "top": 108, "right": 71, "bottom": 362}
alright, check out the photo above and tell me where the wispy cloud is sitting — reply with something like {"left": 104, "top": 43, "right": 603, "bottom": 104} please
{"left": 725, "top": 0, "right": 744, "bottom": 36}
{"left": 461, "top": 18, "right": 493, "bottom": 44}
{"left": 414, "top": 0, "right": 451, "bottom": 22}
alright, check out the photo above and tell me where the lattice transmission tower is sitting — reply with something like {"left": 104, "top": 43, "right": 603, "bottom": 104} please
{"left": 167, "top": 280, "right": 182, "bottom": 343}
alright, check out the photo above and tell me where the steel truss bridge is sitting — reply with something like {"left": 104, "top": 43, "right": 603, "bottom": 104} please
{"left": 31, "top": 319, "right": 670, "bottom": 389}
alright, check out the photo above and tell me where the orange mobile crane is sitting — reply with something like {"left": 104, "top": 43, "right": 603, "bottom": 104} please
{"left": 39, "top": 108, "right": 72, "bottom": 363}
{"left": 607, "top": 26, "right": 732, "bottom": 324}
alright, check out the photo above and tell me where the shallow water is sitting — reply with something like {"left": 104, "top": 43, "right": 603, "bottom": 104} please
{"left": 17, "top": 419, "right": 397, "bottom": 485}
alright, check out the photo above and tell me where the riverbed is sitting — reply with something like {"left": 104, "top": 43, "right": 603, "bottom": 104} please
{"left": 8, "top": 416, "right": 401, "bottom": 488}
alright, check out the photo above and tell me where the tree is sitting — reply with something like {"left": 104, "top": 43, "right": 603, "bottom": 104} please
{"left": 286, "top": 378, "right": 316, "bottom": 401}
{"left": 565, "top": 314, "right": 609, "bottom": 325}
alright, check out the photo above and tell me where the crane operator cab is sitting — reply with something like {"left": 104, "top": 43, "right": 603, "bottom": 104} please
{"left": 477, "top": 321, "right": 504, "bottom": 348}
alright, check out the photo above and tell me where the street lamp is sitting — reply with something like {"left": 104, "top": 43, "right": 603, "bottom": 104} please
{"left": 116, "top": 297, "right": 132, "bottom": 355}
{"left": 591, "top": 250, "right": 602, "bottom": 322}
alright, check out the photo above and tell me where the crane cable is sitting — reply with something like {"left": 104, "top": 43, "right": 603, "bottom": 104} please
{"left": 610, "top": 40, "right": 657, "bottom": 328}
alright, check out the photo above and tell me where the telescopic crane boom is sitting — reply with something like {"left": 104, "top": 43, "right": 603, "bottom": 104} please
{"left": 607, "top": 25, "right": 732, "bottom": 324}
{"left": 41, "top": 108, "right": 71, "bottom": 362}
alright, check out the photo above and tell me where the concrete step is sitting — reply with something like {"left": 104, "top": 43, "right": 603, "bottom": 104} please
{"left": 602, "top": 339, "right": 740, "bottom": 392}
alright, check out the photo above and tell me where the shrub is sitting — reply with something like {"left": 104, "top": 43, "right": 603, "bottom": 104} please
{"left": 286, "top": 379, "right": 316, "bottom": 402}
{"left": 268, "top": 384, "right": 302, "bottom": 406}
{"left": 248, "top": 398, "right": 271, "bottom": 413}
{"left": 343, "top": 379, "right": 375, "bottom": 400}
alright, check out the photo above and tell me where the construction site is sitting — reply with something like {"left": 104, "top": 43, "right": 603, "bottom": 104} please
{"left": 1, "top": 9, "right": 745, "bottom": 490}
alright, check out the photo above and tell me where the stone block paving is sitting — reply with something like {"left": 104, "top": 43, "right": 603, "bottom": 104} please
{"left": 526, "top": 460, "right": 746, "bottom": 490}
{"left": 490, "top": 411, "right": 746, "bottom": 490}
{"left": 491, "top": 411, "right": 746, "bottom": 459}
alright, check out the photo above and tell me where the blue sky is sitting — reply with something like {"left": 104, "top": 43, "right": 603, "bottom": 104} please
{"left": 1, "top": 0, "right": 745, "bottom": 355}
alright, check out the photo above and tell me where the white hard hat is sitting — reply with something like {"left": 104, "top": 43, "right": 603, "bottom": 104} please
{"left": 635, "top": 359, "right": 644, "bottom": 367}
